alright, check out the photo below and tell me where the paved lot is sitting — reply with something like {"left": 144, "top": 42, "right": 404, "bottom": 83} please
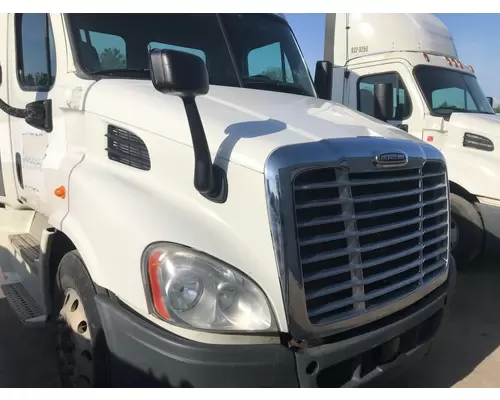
{"left": 389, "top": 257, "right": 500, "bottom": 388}
{"left": 0, "top": 299, "right": 60, "bottom": 387}
{"left": 0, "top": 258, "right": 498, "bottom": 388}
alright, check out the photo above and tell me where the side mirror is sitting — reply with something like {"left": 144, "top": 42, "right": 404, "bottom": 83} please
{"left": 314, "top": 60, "right": 333, "bottom": 100}
{"left": 0, "top": 98, "right": 52, "bottom": 132}
{"left": 149, "top": 48, "right": 209, "bottom": 98}
{"left": 149, "top": 49, "right": 226, "bottom": 203}
{"left": 487, "top": 96, "right": 493, "bottom": 107}
{"left": 374, "top": 82, "right": 394, "bottom": 122}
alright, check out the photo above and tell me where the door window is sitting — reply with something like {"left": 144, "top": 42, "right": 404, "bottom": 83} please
{"left": 357, "top": 72, "right": 411, "bottom": 120}
{"left": 15, "top": 13, "right": 56, "bottom": 90}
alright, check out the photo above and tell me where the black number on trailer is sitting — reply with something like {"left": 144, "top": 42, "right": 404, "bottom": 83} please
{"left": 351, "top": 46, "right": 369, "bottom": 54}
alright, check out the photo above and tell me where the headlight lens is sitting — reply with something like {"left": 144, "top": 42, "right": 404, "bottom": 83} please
{"left": 144, "top": 243, "right": 275, "bottom": 332}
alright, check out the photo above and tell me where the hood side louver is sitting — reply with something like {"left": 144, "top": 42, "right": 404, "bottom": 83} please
{"left": 463, "top": 132, "right": 494, "bottom": 152}
{"left": 105, "top": 125, "right": 151, "bottom": 170}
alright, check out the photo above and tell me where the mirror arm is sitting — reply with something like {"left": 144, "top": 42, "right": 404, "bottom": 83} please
{"left": 182, "top": 97, "right": 217, "bottom": 195}
{"left": 0, "top": 98, "right": 27, "bottom": 119}
{"left": 182, "top": 97, "right": 227, "bottom": 202}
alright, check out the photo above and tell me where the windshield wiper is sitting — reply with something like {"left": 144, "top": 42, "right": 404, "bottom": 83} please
{"left": 89, "top": 68, "right": 150, "bottom": 76}
{"left": 242, "top": 78, "right": 313, "bottom": 97}
{"left": 433, "top": 106, "right": 468, "bottom": 113}
{"left": 433, "top": 106, "right": 496, "bottom": 116}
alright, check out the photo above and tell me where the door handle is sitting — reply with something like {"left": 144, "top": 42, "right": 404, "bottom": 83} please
{"left": 15, "top": 152, "right": 23, "bottom": 189}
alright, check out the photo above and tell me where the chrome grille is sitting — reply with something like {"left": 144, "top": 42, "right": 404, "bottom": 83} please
{"left": 293, "top": 160, "right": 449, "bottom": 326}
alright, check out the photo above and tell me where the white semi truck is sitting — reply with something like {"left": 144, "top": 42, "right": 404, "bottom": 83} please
{"left": 0, "top": 13, "right": 455, "bottom": 387}
{"left": 323, "top": 13, "right": 500, "bottom": 269}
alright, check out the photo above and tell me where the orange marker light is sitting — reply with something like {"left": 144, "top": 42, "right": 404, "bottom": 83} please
{"left": 54, "top": 186, "right": 66, "bottom": 199}
{"left": 148, "top": 251, "right": 171, "bottom": 320}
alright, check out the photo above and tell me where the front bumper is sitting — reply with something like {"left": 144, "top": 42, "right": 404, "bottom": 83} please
{"left": 95, "top": 257, "right": 456, "bottom": 388}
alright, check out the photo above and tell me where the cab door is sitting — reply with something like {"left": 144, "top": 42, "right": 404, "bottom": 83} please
{"left": 346, "top": 61, "right": 426, "bottom": 141}
{"left": 7, "top": 13, "right": 66, "bottom": 216}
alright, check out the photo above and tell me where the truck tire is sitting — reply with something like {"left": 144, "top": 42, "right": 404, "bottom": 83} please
{"left": 51, "top": 250, "right": 110, "bottom": 387}
{"left": 449, "top": 193, "right": 484, "bottom": 270}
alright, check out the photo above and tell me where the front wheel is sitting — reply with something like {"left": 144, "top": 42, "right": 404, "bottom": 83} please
{"left": 51, "top": 250, "right": 110, "bottom": 387}
{"left": 449, "top": 193, "right": 484, "bottom": 271}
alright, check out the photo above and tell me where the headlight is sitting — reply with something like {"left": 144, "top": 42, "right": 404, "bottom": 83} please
{"left": 143, "top": 243, "right": 275, "bottom": 332}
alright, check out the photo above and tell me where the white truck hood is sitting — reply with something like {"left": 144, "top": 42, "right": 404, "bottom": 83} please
{"left": 85, "top": 79, "right": 423, "bottom": 172}
{"left": 448, "top": 112, "right": 500, "bottom": 141}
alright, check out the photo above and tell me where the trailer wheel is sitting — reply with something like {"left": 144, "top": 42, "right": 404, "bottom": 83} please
{"left": 51, "top": 250, "right": 110, "bottom": 387}
{"left": 450, "top": 193, "right": 484, "bottom": 271}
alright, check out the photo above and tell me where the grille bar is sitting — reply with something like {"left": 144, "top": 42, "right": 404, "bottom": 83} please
{"left": 295, "top": 171, "right": 445, "bottom": 191}
{"left": 293, "top": 161, "right": 449, "bottom": 326}
{"left": 294, "top": 184, "right": 445, "bottom": 211}
{"left": 297, "top": 196, "right": 447, "bottom": 227}
{"left": 305, "top": 257, "right": 423, "bottom": 301}
{"left": 301, "top": 222, "right": 447, "bottom": 265}
{"left": 300, "top": 215, "right": 423, "bottom": 246}
{"left": 308, "top": 272, "right": 424, "bottom": 318}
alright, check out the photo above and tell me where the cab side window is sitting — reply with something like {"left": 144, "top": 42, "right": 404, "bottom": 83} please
{"left": 357, "top": 72, "right": 411, "bottom": 120}
{"left": 79, "top": 29, "right": 127, "bottom": 70}
{"left": 247, "top": 42, "right": 293, "bottom": 83}
{"left": 15, "top": 13, "right": 56, "bottom": 90}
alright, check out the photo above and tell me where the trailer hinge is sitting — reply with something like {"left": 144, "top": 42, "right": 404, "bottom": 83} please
{"left": 344, "top": 70, "right": 350, "bottom": 79}
{"left": 288, "top": 338, "right": 308, "bottom": 349}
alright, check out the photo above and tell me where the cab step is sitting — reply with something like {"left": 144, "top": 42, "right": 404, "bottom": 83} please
{"left": 1, "top": 282, "right": 47, "bottom": 325}
{"left": 8, "top": 233, "right": 41, "bottom": 274}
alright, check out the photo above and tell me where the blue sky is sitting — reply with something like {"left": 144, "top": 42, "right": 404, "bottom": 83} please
{"left": 285, "top": 13, "right": 500, "bottom": 100}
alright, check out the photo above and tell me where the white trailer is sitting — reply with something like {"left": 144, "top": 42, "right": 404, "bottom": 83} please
{"left": 0, "top": 13, "right": 455, "bottom": 387}
{"left": 323, "top": 13, "right": 500, "bottom": 270}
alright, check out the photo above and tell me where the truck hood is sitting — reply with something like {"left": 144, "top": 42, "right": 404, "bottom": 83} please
{"left": 85, "top": 79, "right": 423, "bottom": 172}
{"left": 448, "top": 112, "right": 500, "bottom": 140}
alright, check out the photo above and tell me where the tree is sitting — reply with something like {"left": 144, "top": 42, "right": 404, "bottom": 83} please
{"left": 494, "top": 106, "right": 500, "bottom": 114}
{"left": 261, "top": 67, "right": 283, "bottom": 81}
{"left": 24, "top": 72, "right": 50, "bottom": 87}
{"left": 99, "top": 48, "right": 126, "bottom": 69}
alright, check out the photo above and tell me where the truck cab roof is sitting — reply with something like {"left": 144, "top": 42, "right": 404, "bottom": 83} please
{"left": 326, "top": 13, "right": 463, "bottom": 67}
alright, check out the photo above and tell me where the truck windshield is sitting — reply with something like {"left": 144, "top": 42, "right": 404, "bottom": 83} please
{"left": 414, "top": 65, "right": 495, "bottom": 116}
{"left": 67, "top": 14, "right": 316, "bottom": 98}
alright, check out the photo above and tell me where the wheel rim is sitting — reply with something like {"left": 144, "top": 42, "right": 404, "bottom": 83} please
{"left": 57, "top": 288, "right": 94, "bottom": 387}
{"left": 450, "top": 216, "right": 459, "bottom": 250}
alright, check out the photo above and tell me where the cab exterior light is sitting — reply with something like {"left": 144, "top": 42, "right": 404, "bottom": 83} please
{"left": 143, "top": 242, "right": 276, "bottom": 332}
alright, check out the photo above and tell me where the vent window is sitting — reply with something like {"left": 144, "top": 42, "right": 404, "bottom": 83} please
{"left": 105, "top": 125, "right": 150, "bottom": 170}
{"left": 463, "top": 132, "right": 494, "bottom": 152}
